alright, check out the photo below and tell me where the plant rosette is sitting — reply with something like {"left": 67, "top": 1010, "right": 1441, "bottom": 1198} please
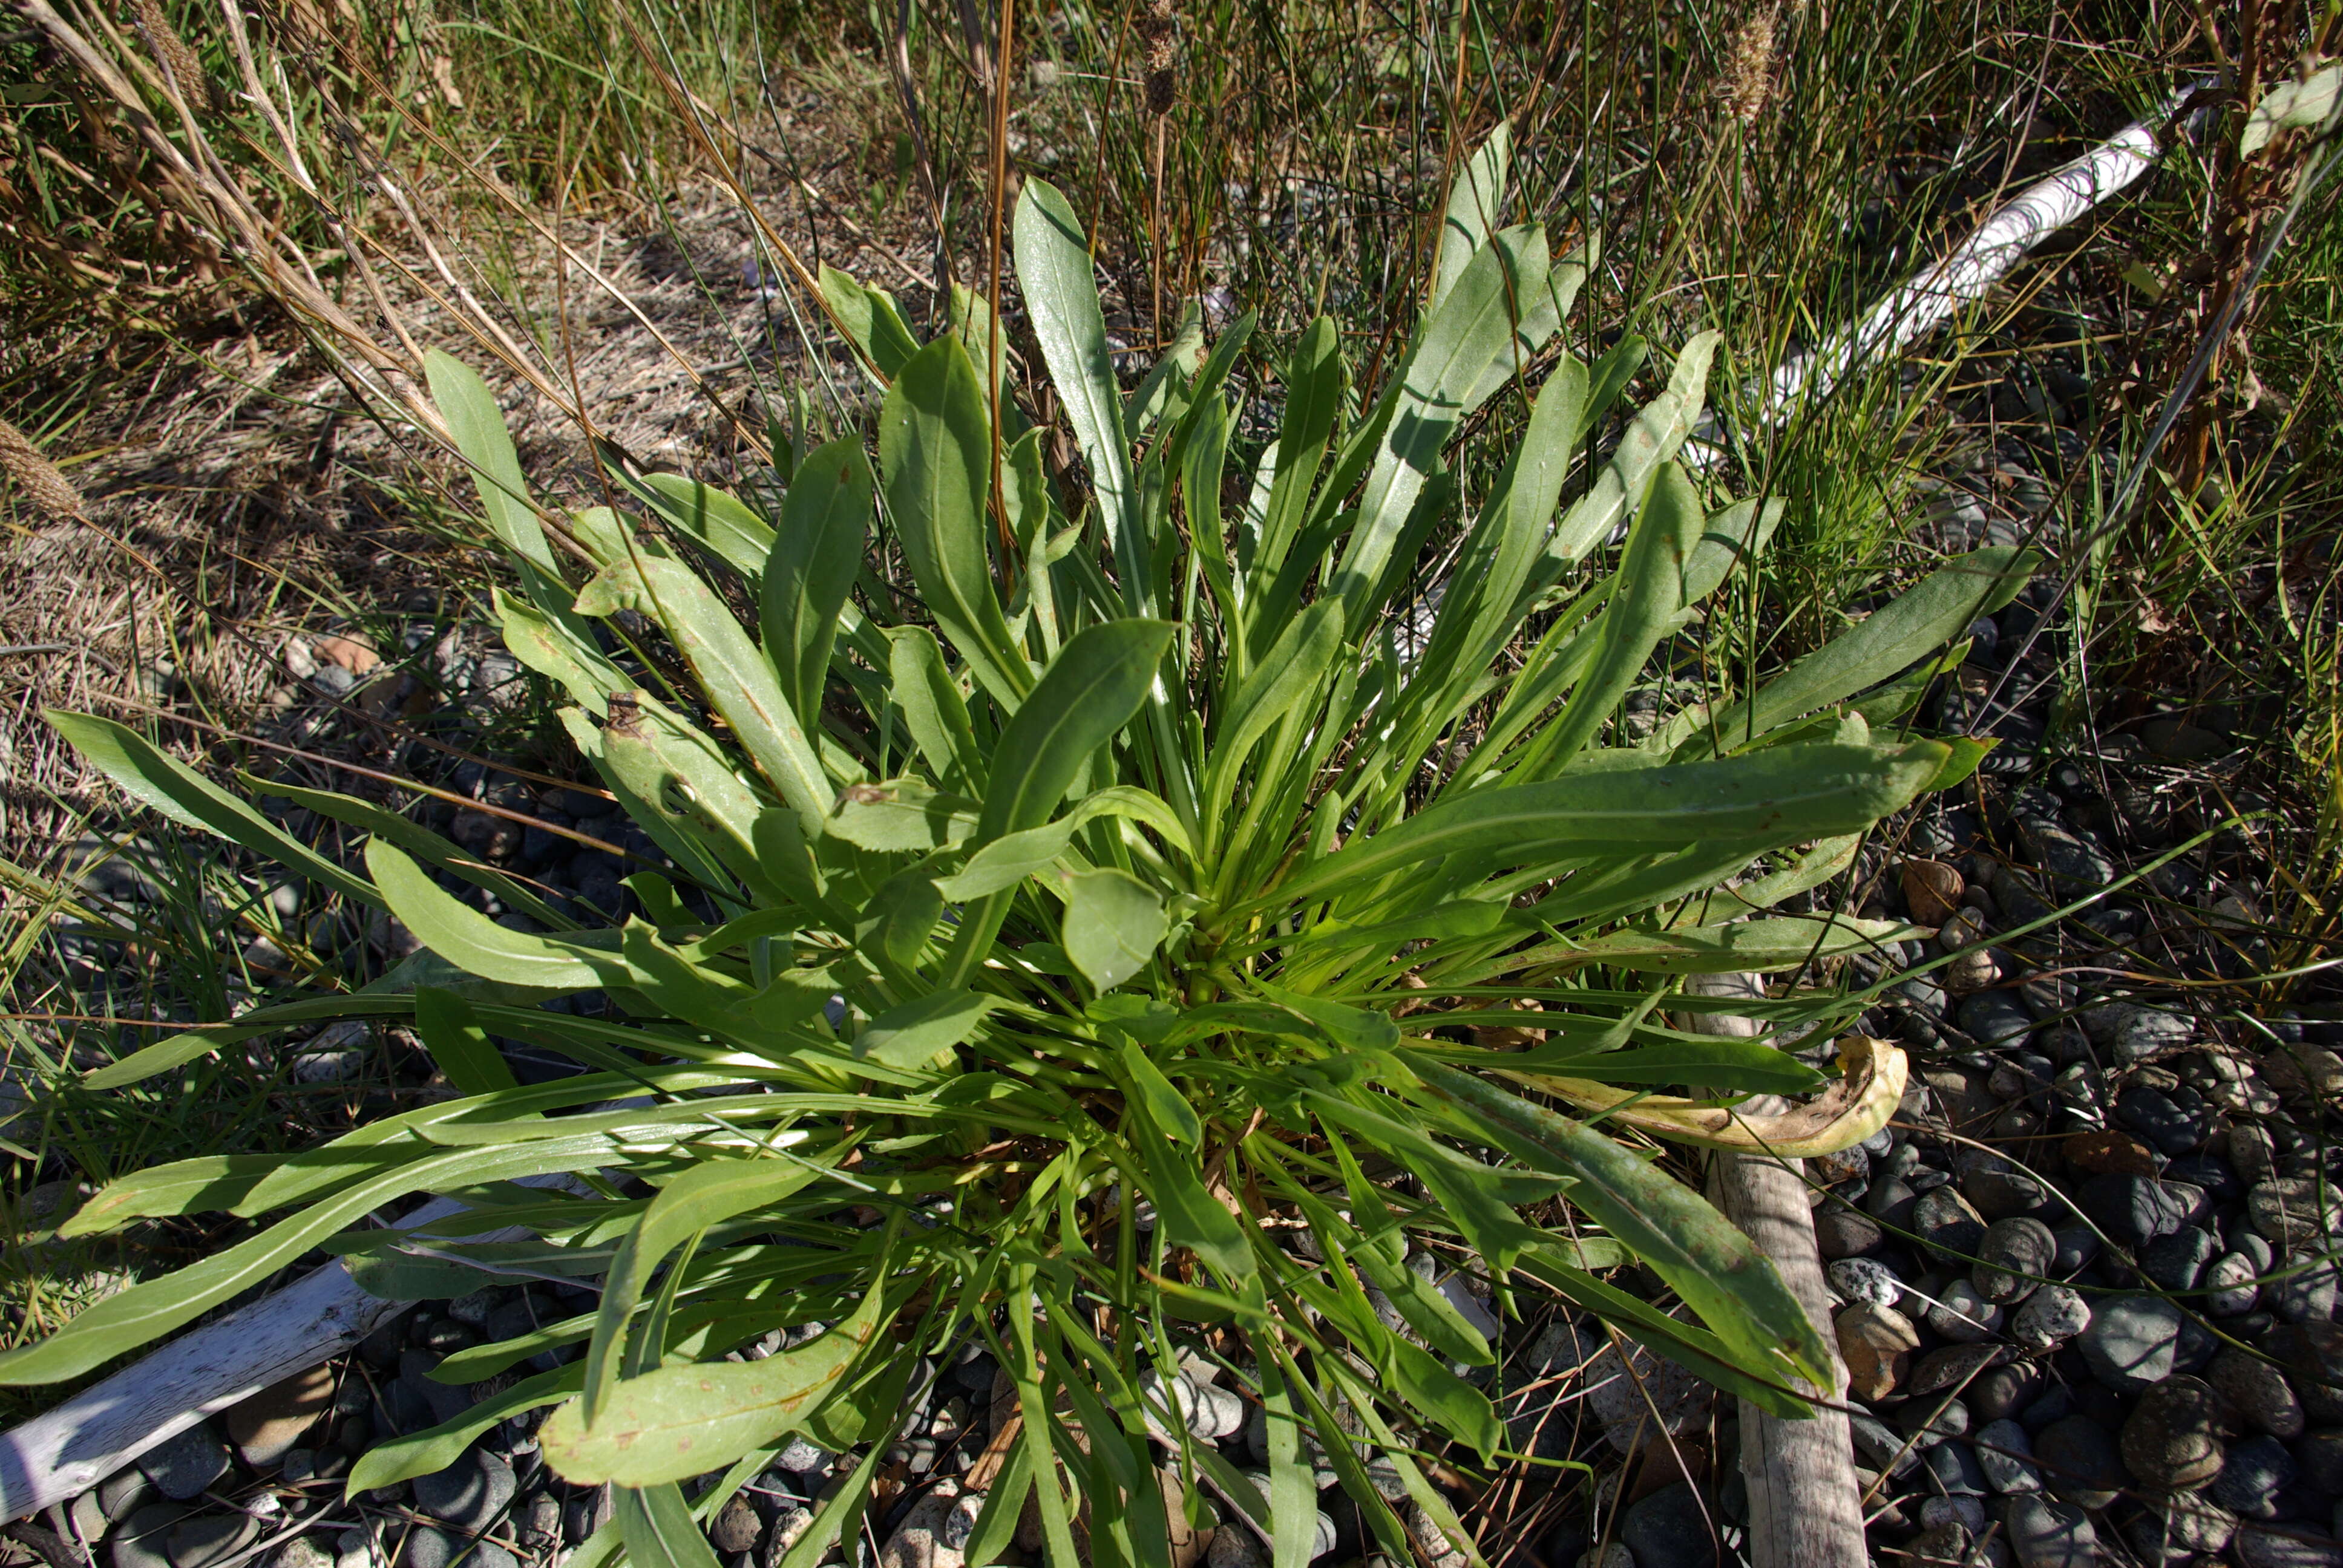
{"left": 27, "top": 136, "right": 2027, "bottom": 1568}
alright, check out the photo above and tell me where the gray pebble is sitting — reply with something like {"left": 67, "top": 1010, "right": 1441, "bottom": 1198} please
{"left": 1958, "top": 991, "right": 2036, "bottom": 1048}
{"left": 1895, "top": 1396, "right": 1969, "bottom": 1448}
{"left": 2207, "top": 1347, "right": 2307, "bottom": 1439}
{"left": 2077, "top": 1295, "right": 2185, "bottom": 1391}
{"left": 2123, "top": 1494, "right": 2238, "bottom": 1562}
{"left": 1922, "top": 1438, "right": 1988, "bottom": 1497}
{"left": 1827, "top": 1256, "right": 1902, "bottom": 1308}
{"left": 2050, "top": 1226, "right": 2099, "bottom": 1276}
{"left": 1920, "top": 1495, "right": 1987, "bottom": 1535}
{"left": 2275, "top": 1252, "right": 2342, "bottom": 1324}
{"left": 1963, "top": 1157, "right": 2051, "bottom": 1222}
{"left": 110, "top": 1506, "right": 186, "bottom": 1568}
{"left": 1619, "top": 1482, "right": 1718, "bottom": 1568}
{"left": 166, "top": 1514, "right": 260, "bottom": 1568}
{"left": 1925, "top": 1279, "right": 2004, "bottom": 1343}
{"left": 2001, "top": 1493, "right": 2099, "bottom": 1567}
{"left": 2303, "top": 1431, "right": 2343, "bottom": 1495}
{"left": 1913, "top": 1184, "right": 1988, "bottom": 1263}
{"left": 2081, "top": 1174, "right": 2209, "bottom": 1249}
{"left": 2253, "top": 1180, "right": 2343, "bottom": 1250}
{"left": 2119, "top": 1374, "right": 2229, "bottom": 1490}
{"left": 1814, "top": 1208, "right": 1883, "bottom": 1259}
{"left": 2010, "top": 1285, "right": 2092, "bottom": 1348}
{"left": 1974, "top": 1217, "right": 2056, "bottom": 1302}
{"left": 1972, "top": 1418, "right": 2042, "bottom": 1494}
{"left": 264, "top": 1538, "right": 335, "bottom": 1568}
{"left": 1849, "top": 1411, "right": 1921, "bottom": 1478}
{"left": 2210, "top": 1434, "right": 2300, "bottom": 1519}
{"left": 773, "top": 1437, "right": 828, "bottom": 1473}
{"left": 2209, "top": 1251, "right": 2267, "bottom": 1316}
{"left": 137, "top": 1427, "right": 231, "bottom": 1503}
{"left": 2236, "top": 1524, "right": 2343, "bottom": 1568}
{"left": 707, "top": 1496, "right": 761, "bottom": 1557}
{"left": 2140, "top": 1225, "right": 2220, "bottom": 1293}
{"left": 100, "top": 1468, "right": 155, "bottom": 1523}
{"left": 412, "top": 1449, "right": 515, "bottom": 1532}
{"left": 2033, "top": 1415, "right": 2126, "bottom": 1508}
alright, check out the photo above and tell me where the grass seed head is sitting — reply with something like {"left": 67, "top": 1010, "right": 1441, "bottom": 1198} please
{"left": 1720, "top": 2, "right": 1781, "bottom": 128}
{"left": 1140, "top": 0, "right": 1178, "bottom": 117}
{"left": 0, "top": 420, "right": 83, "bottom": 523}
{"left": 131, "top": 0, "right": 210, "bottom": 106}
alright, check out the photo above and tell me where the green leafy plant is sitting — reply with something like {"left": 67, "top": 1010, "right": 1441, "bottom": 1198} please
{"left": 18, "top": 140, "right": 2029, "bottom": 1567}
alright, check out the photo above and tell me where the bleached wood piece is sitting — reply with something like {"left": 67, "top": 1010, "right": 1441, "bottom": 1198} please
{"left": 1684, "top": 85, "right": 2204, "bottom": 469}
{"left": 0, "top": 1194, "right": 479, "bottom": 1520}
{"left": 1682, "top": 972, "right": 1864, "bottom": 1568}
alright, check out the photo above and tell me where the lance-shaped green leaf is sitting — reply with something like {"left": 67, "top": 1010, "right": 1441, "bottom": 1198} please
{"left": 1127, "top": 1106, "right": 1252, "bottom": 1281}
{"left": 548, "top": 1266, "right": 890, "bottom": 1485}
{"left": 1208, "top": 600, "right": 1342, "bottom": 800}
{"left": 1332, "top": 224, "right": 1553, "bottom": 631}
{"left": 592, "top": 691, "right": 783, "bottom": 903}
{"left": 615, "top": 1483, "right": 724, "bottom": 1568}
{"left": 46, "top": 711, "right": 383, "bottom": 912}
{"left": 1683, "top": 547, "right": 2037, "bottom": 756}
{"left": 1118, "top": 1042, "right": 1202, "bottom": 1145}
{"left": 854, "top": 990, "right": 999, "bottom": 1070}
{"left": 53, "top": 1152, "right": 281, "bottom": 1232}
{"left": 1541, "top": 331, "right": 1719, "bottom": 572}
{"left": 575, "top": 540, "right": 834, "bottom": 834}
{"left": 1510, "top": 459, "right": 1705, "bottom": 780}
{"left": 367, "top": 838, "right": 627, "bottom": 990}
{"left": 622, "top": 472, "right": 776, "bottom": 582}
{"left": 79, "top": 993, "right": 419, "bottom": 1093}
{"left": 577, "top": 1147, "right": 846, "bottom": 1420}
{"left": 562, "top": 711, "right": 739, "bottom": 900}
{"left": 1406, "top": 1054, "right": 1831, "bottom": 1393}
{"left": 1015, "top": 180, "right": 1141, "bottom": 610}
{"left": 933, "top": 786, "right": 1188, "bottom": 901}
{"left": 819, "top": 263, "right": 922, "bottom": 381}
{"left": 415, "top": 987, "right": 521, "bottom": 1097}
{"left": 1542, "top": 913, "right": 1925, "bottom": 973}
{"left": 1059, "top": 867, "right": 1168, "bottom": 993}
{"left": 879, "top": 336, "right": 1032, "bottom": 705}
{"left": 1249, "top": 318, "right": 1346, "bottom": 582}
{"left": 1505, "top": 1039, "right": 1822, "bottom": 1093}
{"left": 825, "top": 778, "right": 978, "bottom": 854}
{"left": 1510, "top": 1247, "right": 1812, "bottom": 1416}
{"left": 347, "top": 1363, "right": 582, "bottom": 1494}
{"left": 886, "top": 626, "right": 984, "bottom": 789}
{"left": 0, "top": 1125, "right": 625, "bottom": 1385}
{"left": 940, "top": 620, "right": 1174, "bottom": 983}
{"left": 762, "top": 438, "right": 873, "bottom": 722}
{"left": 425, "top": 350, "right": 557, "bottom": 573}
{"left": 254, "top": 776, "right": 575, "bottom": 930}
{"left": 1259, "top": 740, "right": 1948, "bottom": 913}
{"left": 494, "top": 585, "right": 625, "bottom": 716}
{"left": 1432, "top": 125, "right": 1511, "bottom": 308}
{"left": 1409, "top": 354, "right": 1585, "bottom": 700}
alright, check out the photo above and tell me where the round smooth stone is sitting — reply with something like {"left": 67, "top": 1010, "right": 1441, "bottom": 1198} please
{"left": 2011, "top": 1285, "right": 2092, "bottom": 1349}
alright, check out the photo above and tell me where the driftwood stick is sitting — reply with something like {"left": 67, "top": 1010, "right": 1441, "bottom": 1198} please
{"left": 1682, "top": 972, "right": 1864, "bottom": 1568}
{"left": 0, "top": 1192, "right": 498, "bottom": 1521}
